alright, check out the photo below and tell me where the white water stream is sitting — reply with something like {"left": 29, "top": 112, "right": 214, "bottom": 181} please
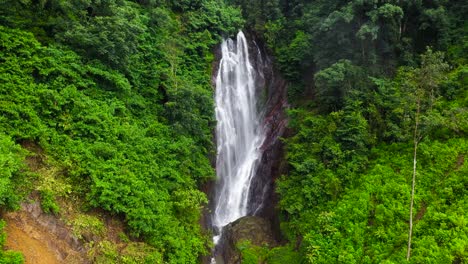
{"left": 211, "top": 31, "right": 266, "bottom": 249}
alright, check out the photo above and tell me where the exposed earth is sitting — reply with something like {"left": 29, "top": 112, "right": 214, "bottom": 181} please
{"left": 4, "top": 202, "right": 86, "bottom": 264}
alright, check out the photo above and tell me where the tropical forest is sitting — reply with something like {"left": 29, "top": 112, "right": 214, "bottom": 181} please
{"left": 0, "top": 0, "right": 466, "bottom": 263}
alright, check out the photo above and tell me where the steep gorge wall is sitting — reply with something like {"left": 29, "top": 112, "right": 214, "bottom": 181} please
{"left": 245, "top": 32, "right": 288, "bottom": 228}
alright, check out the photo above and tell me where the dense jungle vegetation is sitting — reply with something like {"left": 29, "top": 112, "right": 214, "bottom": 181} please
{"left": 234, "top": 0, "right": 467, "bottom": 263}
{"left": 0, "top": 0, "right": 467, "bottom": 263}
{"left": 0, "top": 0, "right": 242, "bottom": 263}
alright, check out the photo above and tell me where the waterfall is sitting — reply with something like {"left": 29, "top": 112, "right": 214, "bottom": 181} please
{"left": 211, "top": 31, "right": 266, "bottom": 247}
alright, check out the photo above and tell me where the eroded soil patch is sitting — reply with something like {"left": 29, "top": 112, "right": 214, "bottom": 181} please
{"left": 4, "top": 202, "right": 87, "bottom": 264}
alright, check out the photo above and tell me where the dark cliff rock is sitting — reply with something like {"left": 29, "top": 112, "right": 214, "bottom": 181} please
{"left": 245, "top": 32, "right": 288, "bottom": 240}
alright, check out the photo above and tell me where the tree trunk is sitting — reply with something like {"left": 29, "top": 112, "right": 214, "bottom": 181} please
{"left": 407, "top": 98, "right": 420, "bottom": 261}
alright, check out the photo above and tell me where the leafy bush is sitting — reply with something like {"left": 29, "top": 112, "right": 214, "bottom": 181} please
{"left": 0, "top": 134, "right": 26, "bottom": 210}
{"left": 39, "top": 190, "right": 60, "bottom": 214}
{"left": 70, "top": 215, "right": 106, "bottom": 241}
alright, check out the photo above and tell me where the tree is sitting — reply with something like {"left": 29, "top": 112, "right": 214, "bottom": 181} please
{"left": 405, "top": 48, "right": 448, "bottom": 260}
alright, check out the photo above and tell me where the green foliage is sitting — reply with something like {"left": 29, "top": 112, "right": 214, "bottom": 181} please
{"left": 246, "top": 1, "right": 466, "bottom": 262}
{"left": 0, "top": 134, "right": 26, "bottom": 210}
{"left": 278, "top": 35, "right": 468, "bottom": 263}
{"left": 266, "top": 245, "right": 303, "bottom": 264}
{"left": 237, "top": 240, "right": 303, "bottom": 264}
{"left": 237, "top": 240, "right": 268, "bottom": 264}
{"left": 1, "top": 0, "right": 466, "bottom": 262}
{"left": 314, "top": 60, "right": 367, "bottom": 112}
{"left": 280, "top": 125, "right": 467, "bottom": 263}
{"left": 57, "top": 1, "right": 146, "bottom": 69}
{"left": 88, "top": 240, "right": 165, "bottom": 264}
{"left": 239, "top": 0, "right": 462, "bottom": 88}
{"left": 278, "top": 106, "right": 370, "bottom": 218}
{"left": 259, "top": 2, "right": 468, "bottom": 260}
{"left": 36, "top": 166, "right": 72, "bottom": 214}
{"left": 70, "top": 214, "right": 106, "bottom": 241}
{"left": 39, "top": 190, "right": 60, "bottom": 214}
{"left": 295, "top": 139, "right": 468, "bottom": 263}
{"left": 88, "top": 240, "right": 164, "bottom": 264}
{"left": 0, "top": 0, "right": 243, "bottom": 261}
{"left": 88, "top": 240, "right": 119, "bottom": 264}
{"left": 120, "top": 242, "right": 163, "bottom": 264}
{"left": 275, "top": 30, "right": 312, "bottom": 81}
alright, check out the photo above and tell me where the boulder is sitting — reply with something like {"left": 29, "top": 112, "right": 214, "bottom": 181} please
{"left": 221, "top": 216, "right": 277, "bottom": 264}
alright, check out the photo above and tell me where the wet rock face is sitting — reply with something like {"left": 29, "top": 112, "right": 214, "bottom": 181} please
{"left": 221, "top": 216, "right": 277, "bottom": 264}
{"left": 244, "top": 32, "right": 288, "bottom": 231}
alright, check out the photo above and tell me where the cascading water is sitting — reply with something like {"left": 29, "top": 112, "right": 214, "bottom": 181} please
{"left": 211, "top": 31, "right": 266, "bottom": 252}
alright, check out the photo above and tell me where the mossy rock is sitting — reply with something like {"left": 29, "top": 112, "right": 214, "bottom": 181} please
{"left": 221, "top": 216, "right": 277, "bottom": 264}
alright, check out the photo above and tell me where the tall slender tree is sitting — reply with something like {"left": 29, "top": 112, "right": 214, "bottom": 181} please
{"left": 406, "top": 49, "right": 448, "bottom": 260}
